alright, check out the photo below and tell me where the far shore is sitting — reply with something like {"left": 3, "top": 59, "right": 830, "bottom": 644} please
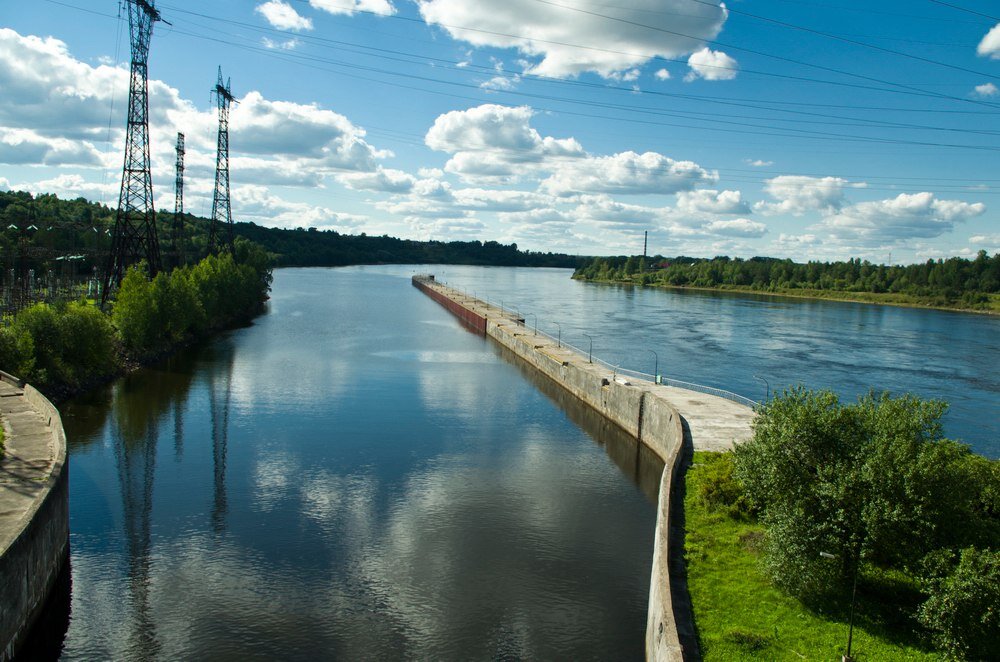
{"left": 572, "top": 276, "right": 1000, "bottom": 316}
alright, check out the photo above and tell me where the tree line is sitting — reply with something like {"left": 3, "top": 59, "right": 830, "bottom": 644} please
{"left": 574, "top": 253, "right": 1000, "bottom": 310}
{"left": 0, "top": 190, "right": 582, "bottom": 273}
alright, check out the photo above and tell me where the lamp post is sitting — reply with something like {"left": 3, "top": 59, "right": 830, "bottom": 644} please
{"left": 648, "top": 349, "right": 659, "bottom": 384}
{"left": 582, "top": 333, "right": 593, "bottom": 363}
{"left": 526, "top": 312, "right": 537, "bottom": 335}
{"left": 754, "top": 375, "right": 770, "bottom": 403}
{"left": 553, "top": 321, "right": 561, "bottom": 348}
{"left": 820, "top": 550, "right": 860, "bottom": 662}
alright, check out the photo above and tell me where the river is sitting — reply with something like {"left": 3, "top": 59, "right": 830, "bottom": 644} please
{"left": 425, "top": 265, "right": 999, "bottom": 458}
{"left": 48, "top": 267, "right": 661, "bottom": 660}
{"left": 37, "top": 263, "right": 999, "bottom": 659}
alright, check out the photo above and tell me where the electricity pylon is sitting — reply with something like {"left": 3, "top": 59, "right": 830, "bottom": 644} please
{"left": 103, "top": 0, "right": 165, "bottom": 305}
{"left": 209, "top": 67, "right": 236, "bottom": 254}
{"left": 172, "top": 132, "right": 185, "bottom": 267}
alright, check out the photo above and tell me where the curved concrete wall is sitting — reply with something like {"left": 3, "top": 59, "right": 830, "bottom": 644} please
{"left": 414, "top": 277, "right": 689, "bottom": 660}
{"left": 0, "top": 372, "right": 70, "bottom": 661}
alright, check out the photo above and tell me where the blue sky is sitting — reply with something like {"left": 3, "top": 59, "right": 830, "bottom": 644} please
{"left": 1, "top": 0, "right": 998, "bottom": 261}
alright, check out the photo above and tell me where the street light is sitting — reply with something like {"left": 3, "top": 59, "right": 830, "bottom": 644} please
{"left": 648, "top": 349, "right": 659, "bottom": 384}
{"left": 820, "top": 550, "right": 860, "bottom": 662}
{"left": 526, "top": 312, "right": 537, "bottom": 335}
{"left": 553, "top": 321, "right": 561, "bottom": 348}
{"left": 754, "top": 375, "right": 770, "bottom": 403}
{"left": 582, "top": 333, "right": 593, "bottom": 363}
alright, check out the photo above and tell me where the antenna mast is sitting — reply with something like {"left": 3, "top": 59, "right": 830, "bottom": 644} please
{"left": 209, "top": 67, "right": 236, "bottom": 254}
{"left": 103, "top": 0, "right": 165, "bottom": 305}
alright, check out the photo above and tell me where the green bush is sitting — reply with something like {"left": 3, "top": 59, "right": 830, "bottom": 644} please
{"left": 57, "top": 300, "right": 116, "bottom": 384}
{"left": 0, "top": 322, "right": 35, "bottom": 378}
{"left": 918, "top": 547, "right": 1000, "bottom": 660}
{"left": 696, "top": 452, "right": 752, "bottom": 519}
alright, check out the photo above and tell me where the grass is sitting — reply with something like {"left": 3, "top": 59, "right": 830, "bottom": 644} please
{"left": 685, "top": 451, "right": 939, "bottom": 661}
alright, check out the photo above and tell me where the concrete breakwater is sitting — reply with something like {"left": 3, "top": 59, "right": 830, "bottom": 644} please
{"left": 413, "top": 275, "right": 754, "bottom": 661}
{"left": 0, "top": 371, "right": 69, "bottom": 661}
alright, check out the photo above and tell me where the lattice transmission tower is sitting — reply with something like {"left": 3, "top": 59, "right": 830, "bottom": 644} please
{"left": 103, "top": 0, "right": 165, "bottom": 305}
{"left": 172, "top": 132, "right": 185, "bottom": 267}
{"left": 209, "top": 67, "right": 236, "bottom": 254}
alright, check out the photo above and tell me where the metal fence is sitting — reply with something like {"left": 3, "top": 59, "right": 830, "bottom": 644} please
{"left": 436, "top": 280, "right": 760, "bottom": 410}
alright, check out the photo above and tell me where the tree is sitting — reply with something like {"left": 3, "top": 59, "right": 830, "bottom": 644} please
{"left": 733, "top": 388, "right": 998, "bottom": 602}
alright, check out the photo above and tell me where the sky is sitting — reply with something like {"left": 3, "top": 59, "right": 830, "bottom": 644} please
{"left": 1, "top": 0, "right": 999, "bottom": 262}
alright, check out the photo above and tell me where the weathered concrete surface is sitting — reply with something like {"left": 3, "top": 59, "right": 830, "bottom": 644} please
{"left": 413, "top": 276, "right": 755, "bottom": 661}
{"left": 0, "top": 372, "right": 69, "bottom": 662}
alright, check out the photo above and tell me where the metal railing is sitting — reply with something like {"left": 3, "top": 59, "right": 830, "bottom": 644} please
{"left": 431, "top": 279, "right": 760, "bottom": 410}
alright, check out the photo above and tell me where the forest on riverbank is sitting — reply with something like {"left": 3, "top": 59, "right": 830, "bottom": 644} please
{"left": 574, "top": 253, "right": 1000, "bottom": 312}
{"left": 0, "top": 239, "right": 273, "bottom": 402}
{"left": 0, "top": 190, "right": 580, "bottom": 271}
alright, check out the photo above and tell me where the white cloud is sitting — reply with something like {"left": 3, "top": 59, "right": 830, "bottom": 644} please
{"left": 755, "top": 176, "right": 850, "bottom": 216}
{"left": 338, "top": 167, "right": 415, "bottom": 193}
{"left": 973, "top": 82, "right": 999, "bottom": 97}
{"left": 969, "top": 233, "right": 1000, "bottom": 246}
{"left": 654, "top": 68, "right": 671, "bottom": 81}
{"left": 235, "top": 184, "right": 367, "bottom": 229}
{"left": 426, "top": 104, "right": 583, "bottom": 181}
{"left": 820, "top": 192, "right": 986, "bottom": 244}
{"left": 417, "top": 0, "right": 728, "bottom": 79}
{"left": 232, "top": 91, "right": 386, "bottom": 170}
{"left": 12, "top": 173, "right": 117, "bottom": 201}
{"left": 1, "top": 128, "right": 104, "bottom": 166}
{"left": 685, "top": 48, "right": 738, "bottom": 81}
{"left": 703, "top": 218, "right": 767, "bottom": 238}
{"left": 675, "top": 189, "right": 749, "bottom": 215}
{"left": 541, "top": 151, "right": 716, "bottom": 197}
{"left": 255, "top": 1, "right": 313, "bottom": 31}
{"left": 977, "top": 22, "right": 1000, "bottom": 59}
{"left": 309, "top": 0, "right": 395, "bottom": 17}
{"left": 573, "top": 194, "right": 662, "bottom": 228}
{"left": 262, "top": 37, "right": 300, "bottom": 50}
{"left": 744, "top": 158, "right": 773, "bottom": 167}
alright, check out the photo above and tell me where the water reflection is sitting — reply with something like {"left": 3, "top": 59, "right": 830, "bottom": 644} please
{"left": 53, "top": 268, "right": 657, "bottom": 660}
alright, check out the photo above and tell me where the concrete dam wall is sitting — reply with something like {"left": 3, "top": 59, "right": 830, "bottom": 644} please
{"left": 412, "top": 275, "right": 742, "bottom": 661}
{"left": 0, "top": 372, "right": 70, "bottom": 661}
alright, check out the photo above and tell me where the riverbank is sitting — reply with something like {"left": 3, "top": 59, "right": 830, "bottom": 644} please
{"left": 572, "top": 275, "right": 1000, "bottom": 315}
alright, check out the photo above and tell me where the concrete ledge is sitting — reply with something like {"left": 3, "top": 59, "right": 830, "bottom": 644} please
{"left": 413, "top": 275, "right": 738, "bottom": 660}
{"left": 0, "top": 378, "right": 69, "bottom": 662}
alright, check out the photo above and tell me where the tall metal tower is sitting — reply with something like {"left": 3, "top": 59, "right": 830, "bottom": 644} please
{"left": 172, "top": 132, "right": 185, "bottom": 267}
{"left": 209, "top": 67, "right": 236, "bottom": 254}
{"left": 103, "top": 0, "right": 164, "bottom": 304}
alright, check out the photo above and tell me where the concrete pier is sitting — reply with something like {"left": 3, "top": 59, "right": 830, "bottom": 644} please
{"left": 0, "top": 372, "right": 69, "bottom": 661}
{"left": 413, "top": 275, "right": 754, "bottom": 661}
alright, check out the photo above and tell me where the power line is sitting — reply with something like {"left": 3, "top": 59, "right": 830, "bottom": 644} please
{"left": 679, "top": 0, "right": 1000, "bottom": 80}
{"left": 926, "top": 0, "right": 1000, "bottom": 22}
{"left": 531, "top": 0, "right": 1000, "bottom": 109}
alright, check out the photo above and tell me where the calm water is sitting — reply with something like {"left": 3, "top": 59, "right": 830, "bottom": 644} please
{"left": 52, "top": 267, "right": 662, "bottom": 660}
{"left": 422, "top": 265, "right": 999, "bottom": 458}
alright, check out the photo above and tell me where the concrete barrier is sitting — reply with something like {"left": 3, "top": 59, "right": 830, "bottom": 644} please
{"left": 0, "top": 373, "right": 70, "bottom": 661}
{"left": 414, "top": 276, "right": 690, "bottom": 660}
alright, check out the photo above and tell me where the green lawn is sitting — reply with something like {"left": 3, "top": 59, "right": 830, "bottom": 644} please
{"left": 685, "top": 452, "right": 939, "bottom": 661}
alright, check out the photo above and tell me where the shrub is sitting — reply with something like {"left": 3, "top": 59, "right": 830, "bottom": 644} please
{"left": 696, "top": 452, "right": 752, "bottom": 519}
{"left": 918, "top": 547, "right": 1000, "bottom": 660}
